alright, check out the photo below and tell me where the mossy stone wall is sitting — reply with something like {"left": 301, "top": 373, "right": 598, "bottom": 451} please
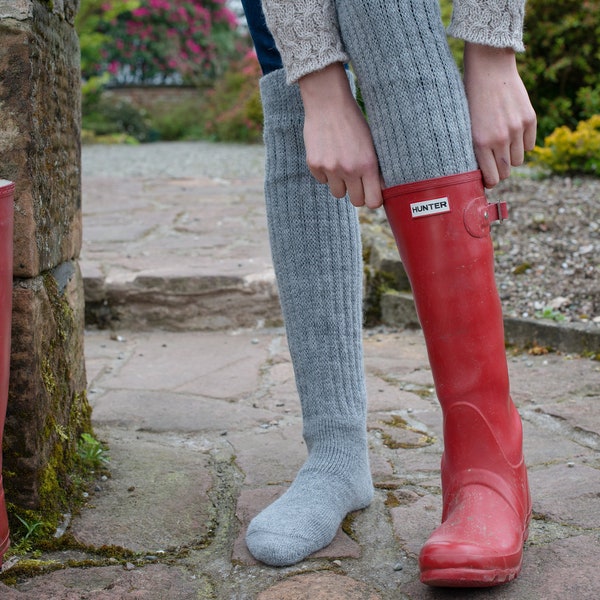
{"left": 0, "top": 0, "right": 90, "bottom": 530}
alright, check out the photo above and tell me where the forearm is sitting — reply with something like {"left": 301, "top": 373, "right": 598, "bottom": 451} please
{"left": 261, "top": 0, "right": 348, "bottom": 84}
{"left": 462, "top": 42, "right": 536, "bottom": 187}
{"left": 449, "top": 0, "right": 526, "bottom": 52}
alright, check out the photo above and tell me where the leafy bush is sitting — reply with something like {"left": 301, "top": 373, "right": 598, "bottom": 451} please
{"left": 77, "top": 0, "right": 140, "bottom": 105}
{"left": 82, "top": 94, "right": 157, "bottom": 143}
{"left": 198, "top": 51, "right": 263, "bottom": 143}
{"left": 519, "top": 0, "right": 600, "bottom": 139}
{"left": 95, "top": 0, "right": 240, "bottom": 86}
{"left": 77, "top": 0, "right": 140, "bottom": 78}
{"left": 149, "top": 97, "right": 206, "bottom": 141}
{"left": 529, "top": 114, "right": 600, "bottom": 175}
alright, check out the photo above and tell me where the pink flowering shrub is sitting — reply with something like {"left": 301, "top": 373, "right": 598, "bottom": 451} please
{"left": 201, "top": 50, "right": 263, "bottom": 143}
{"left": 97, "top": 0, "right": 239, "bottom": 85}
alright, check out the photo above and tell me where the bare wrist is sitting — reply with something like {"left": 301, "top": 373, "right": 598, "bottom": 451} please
{"left": 298, "top": 63, "right": 353, "bottom": 114}
{"left": 464, "top": 43, "right": 517, "bottom": 71}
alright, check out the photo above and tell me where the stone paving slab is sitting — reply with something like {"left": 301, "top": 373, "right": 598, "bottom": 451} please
{"left": 81, "top": 172, "right": 279, "bottom": 331}
{"left": 70, "top": 428, "right": 215, "bottom": 554}
{"left": 2, "top": 326, "right": 599, "bottom": 599}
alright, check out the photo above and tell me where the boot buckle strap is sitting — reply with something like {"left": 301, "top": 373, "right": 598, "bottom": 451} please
{"left": 464, "top": 198, "right": 509, "bottom": 238}
{"left": 489, "top": 200, "right": 509, "bottom": 223}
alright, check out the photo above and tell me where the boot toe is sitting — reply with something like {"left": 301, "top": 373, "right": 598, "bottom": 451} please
{"left": 419, "top": 539, "right": 524, "bottom": 587}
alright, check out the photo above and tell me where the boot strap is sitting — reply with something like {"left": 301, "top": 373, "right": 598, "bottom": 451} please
{"left": 489, "top": 200, "right": 509, "bottom": 223}
{"left": 464, "top": 198, "right": 508, "bottom": 238}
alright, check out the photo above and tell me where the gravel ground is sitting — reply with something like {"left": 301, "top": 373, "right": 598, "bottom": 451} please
{"left": 487, "top": 174, "right": 600, "bottom": 326}
{"left": 82, "top": 142, "right": 600, "bottom": 328}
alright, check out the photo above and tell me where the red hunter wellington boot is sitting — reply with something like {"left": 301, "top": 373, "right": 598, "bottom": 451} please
{"left": 383, "top": 170, "right": 530, "bottom": 587}
{"left": 0, "top": 180, "right": 14, "bottom": 565}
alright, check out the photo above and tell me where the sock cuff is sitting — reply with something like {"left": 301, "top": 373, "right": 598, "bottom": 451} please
{"left": 260, "top": 69, "right": 305, "bottom": 128}
{"left": 336, "top": 0, "right": 477, "bottom": 185}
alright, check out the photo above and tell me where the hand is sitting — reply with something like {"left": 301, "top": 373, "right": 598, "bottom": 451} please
{"left": 298, "top": 63, "right": 383, "bottom": 209}
{"left": 463, "top": 43, "right": 537, "bottom": 188}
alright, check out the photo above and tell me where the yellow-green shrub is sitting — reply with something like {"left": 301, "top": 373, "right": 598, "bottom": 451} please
{"left": 529, "top": 114, "right": 600, "bottom": 176}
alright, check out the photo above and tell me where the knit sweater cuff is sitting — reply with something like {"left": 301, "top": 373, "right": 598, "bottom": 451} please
{"left": 262, "top": 0, "right": 349, "bottom": 84}
{"left": 448, "top": 0, "right": 526, "bottom": 52}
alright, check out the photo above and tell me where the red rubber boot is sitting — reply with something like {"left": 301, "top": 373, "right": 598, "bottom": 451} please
{"left": 383, "top": 170, "right": 530, "bottom": 587}
{"left": 0, "top": 180, "right": 14, "bottom": 565}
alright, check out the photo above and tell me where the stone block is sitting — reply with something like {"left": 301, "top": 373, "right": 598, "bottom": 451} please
{"left": 4, "top": 261, "right": 89, "bottom": 512}
{"left": 0, "top": 3, "right": 82, "bottom": 278}
{"left": 380, "top": 290, "right": 420, "bottom": 328}
{"left": 361, "top": 221, "right": 409, "bottom": 291}
{"left": 70, "top": 429, "right": 215, "bottom": 554}
{"left": 257, "top": 573, "right": 381, "bottom": 600}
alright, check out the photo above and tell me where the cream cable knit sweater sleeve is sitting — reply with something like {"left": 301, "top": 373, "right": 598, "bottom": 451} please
{"left": 261, "top": 0, "right": 526, "bottom": 84}
{"left": 448, "top": 0, "right": 525, "bottom": 52}
{"left": 261, "top": 0, "right": 349, "bottom": 84}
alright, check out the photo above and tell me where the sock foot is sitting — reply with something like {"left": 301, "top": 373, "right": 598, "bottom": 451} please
{"left": 246, "top": 460, "right": 373, "bottom": 566}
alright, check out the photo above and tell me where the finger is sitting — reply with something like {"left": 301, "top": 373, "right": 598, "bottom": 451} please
{"left": 493, "top": 149, "right": 511, "bottom": 181}
{"left": 308, "top": 166, "right": 328, "bottom": 185}
{"left": 475, "top": 148, "right": 500, "bottom": 189}
{"left": 523, "top": 116, "right": 537, "bottom": 152}
{"left": 346, "top": 178, "right": 366, "bottom": 207}
{"left": 363, "top": 173, "right": 383, "bottom": 209}
{"left": 326, "top": 175, "right": 348, "bottom": 199}
{"left": 510, "top": 136, "right": 525, "bottom": 167}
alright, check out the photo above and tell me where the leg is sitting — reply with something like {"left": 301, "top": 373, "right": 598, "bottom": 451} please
{"left": 335, "top": 0, "right": 530, "bottom": 586}
{"left": 241, "top": 1, "right": 373, "bottom": 566}
{"left": 384, "top": 172, "right": 530, "bottom": 587}
{"left": 335, "top": 0, "right": 476, "bottom": 187}
{"left": 240, "top": 0, "right": 283, "bottom": 75}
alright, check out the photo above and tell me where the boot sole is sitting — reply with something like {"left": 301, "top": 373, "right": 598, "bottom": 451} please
{"left": 421, "top": 564, "right": 521, "bottom": 588}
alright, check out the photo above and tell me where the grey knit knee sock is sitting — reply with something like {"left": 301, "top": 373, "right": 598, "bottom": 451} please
{"left": 335, "top": 0, "right": 477, "bottom": 186}
{"left": 245, "top": 69, "right": 373, "bottom": 567}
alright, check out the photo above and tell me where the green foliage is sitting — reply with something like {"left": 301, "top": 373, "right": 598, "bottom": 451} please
{"left": 147, "top": 52, "right": 263, "bottom": 144}
{"left": 200, "top": 53, "right": 263, "bottom": 143}
{"left": 5, "top": 509, "right": 52, "bottom": 556}
{"left": 14, "top": 515, "right": 44, "bottom": 543}
{"left": 76, "top": 0, "right": 140, "bottom": 98}
{"left": 519, "top": 0, "right": 600, "bottom": 139}
{"left": 535, "top": 307, "right": 566, "bottom": 322}
{"left": 77, "top": 0, "right": 140, "bottom": 74}
{"left": 82, "top": 94, "right": 156, "bottom": 143}
{"left": 77, "top": 0, "right": 257, "bottom": 144}
{"left": 77, "top": 433, "right": 110, "bottom": 469}
{"left": 529, "top": 114, "right": 600, "bottom": 176}
{"left": 149, "top": 98, "right": 206, "bottom": 141}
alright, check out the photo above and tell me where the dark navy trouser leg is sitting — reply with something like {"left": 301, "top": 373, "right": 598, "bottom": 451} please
{"left": 240, "top": 0, "right": 283, "bottom": 75}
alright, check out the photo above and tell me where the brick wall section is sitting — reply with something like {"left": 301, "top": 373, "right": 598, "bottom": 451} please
{"left": 105, "top": 86, "right": 200, "bottom": 116}
{"left": 0, "top": 1, "right": 90, "bottom": 517}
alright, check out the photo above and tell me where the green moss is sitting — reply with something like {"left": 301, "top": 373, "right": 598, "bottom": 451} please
{"left": 363, "top": 266, "right": 397, "bottom": 327}
{"left": 0, "top": 558, "right": 63, "bottom": 586}
{"left": 384, "top": 491, "right": 401, "bottom": 509}
{"left": 377, "top": 415, "right": 436, "bottom": 450}
{"left": 341, "top": 511, "right": 359, "bottom": 542}
{"left": 6, "top": 270, "right": 94, "bottom": 557}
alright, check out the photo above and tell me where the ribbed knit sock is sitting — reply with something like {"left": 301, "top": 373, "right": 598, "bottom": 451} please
{"left": 245, "top": 69, "right": 373, "bottom": 567}
{"left": 335, "top": 0, "right": 477, "bottom": 185}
